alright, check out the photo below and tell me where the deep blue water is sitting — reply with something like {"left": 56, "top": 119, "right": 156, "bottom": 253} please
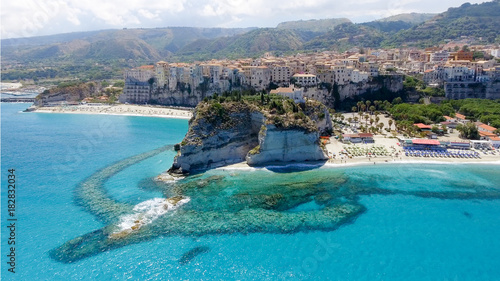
{"left": 2, "top": 103, "right": 500, "bottom": 280}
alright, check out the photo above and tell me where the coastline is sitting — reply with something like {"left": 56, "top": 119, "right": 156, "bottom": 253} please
{"left": 23, "top": 103, "right": 500, "bottom": 174}
{"left": 216, "top": 157, "right": 500, "bottom": 173}
{"left": 212, "top": 133, "right": 500, "bottom": 172}
{"left": 29, "top": 104, "right": 194, "bottom": 119}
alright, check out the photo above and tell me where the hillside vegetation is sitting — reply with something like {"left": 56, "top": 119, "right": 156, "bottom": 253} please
{"left": 384, "top": 1, "right": 500, "bottom": 47}
{"left": 2, "top": 1, "right": 499, "bottom": 81}
{"left": 276, "top": 18, "right": 352, "bottom": 33}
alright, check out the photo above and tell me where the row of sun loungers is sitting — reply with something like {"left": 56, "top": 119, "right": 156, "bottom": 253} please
{"left": 404, "top": 149, "right": 481, "bottom": 159}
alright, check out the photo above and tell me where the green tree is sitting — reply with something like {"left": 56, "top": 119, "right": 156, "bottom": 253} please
{"left": 369, "top": 105, "right": 376, "bottom": 114}
{"left": 441, "top": 124, "right": 448, "bottom": 134}
{"left": 456, "top": 123, "right": 480, "bottom": 140}
{"left": 366, "top": 100, "right": 372, "bottom": 110}
{"left": 392, "top": 97, "right": 403, "bottom": 104}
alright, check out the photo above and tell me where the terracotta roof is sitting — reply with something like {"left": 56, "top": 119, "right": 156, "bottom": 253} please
{"left": 455, "top": 113, "right": 466, "bottom": 120}
{"left": 358, "top": 133, "right": 373, "bottom": 138}
{"left": 414, "top": 123, "right": 432, "bottom": 129}
{"left": 270, "top": 87, "right": 295, "bottom": 94}
{"left": 489, "top": 137, "right": 500, "bottom": 141}
{"left": 479, "top": 131, "right": 497, "bottom": 137}
{"left": 478, "top": 124, "right": 497, "bottom": 132}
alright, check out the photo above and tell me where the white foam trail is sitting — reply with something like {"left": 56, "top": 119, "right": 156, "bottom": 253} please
{"left": 216, "top": 166, "right": 259, "bottom": 171}
{"left": 110, "top": 197, "right": 190, "bottom": 237}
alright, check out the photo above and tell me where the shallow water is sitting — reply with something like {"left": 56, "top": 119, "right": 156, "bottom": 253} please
{"left": 2, "top": 103, "right": 500, "bottom": 280}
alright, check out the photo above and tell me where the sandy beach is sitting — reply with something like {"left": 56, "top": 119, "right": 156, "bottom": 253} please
{"left": 325, "top": 133, "right": 500, "bottom": 166}
{"left": 30, "top": 104, "right": 193, "bottom": 119}
{"left": 217, "top": 134, "right": 500, "bottom": 172}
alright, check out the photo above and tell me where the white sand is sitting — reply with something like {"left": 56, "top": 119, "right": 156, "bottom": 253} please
{"left": 31, "top": 104, "right": 193, "bottom": 119}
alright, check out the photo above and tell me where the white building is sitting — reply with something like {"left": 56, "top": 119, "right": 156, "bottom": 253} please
{"left": 120, "top": 66, "right": 155, "bottom": 104}
{"left": 331, "top": 65, "right": 350, "bottom": 85}
{"left": 250, "top": 66, "right": 271, "bottom": 90}
{"left": 292, "top": 73, "right": 318, "bottom": 87}
{"left": 271, "top": 66, "right": 292, "bottom": 84}
{"left": 270, "top": 87, "right": 304, "bottom": 103}
{"left": 444, "top": 65, "right": 474, "bottom": 82}
{"left": 429, "top": 51, "right": 449, "bottom": 62}
{"left": 351, "top": 70, "right": 369, "bottom": 83}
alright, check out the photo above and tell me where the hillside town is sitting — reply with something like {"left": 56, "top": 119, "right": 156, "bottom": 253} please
{"left": 111, "top": 44, "right": 500, "bottom": 154}
{"left": 120, "top": 45, "right": 500, "bottom": 105}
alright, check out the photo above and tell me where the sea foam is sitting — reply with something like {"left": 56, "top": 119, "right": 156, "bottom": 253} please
{"left": 111, "top": 197, "right": 190, "bottom": 237}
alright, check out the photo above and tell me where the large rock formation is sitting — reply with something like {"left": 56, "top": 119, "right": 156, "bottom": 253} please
{"left": 246, "top": 125, "right": 326, "bottom": 165}
{"left": 169, "top": 99, "right": 332, "bottom": 175}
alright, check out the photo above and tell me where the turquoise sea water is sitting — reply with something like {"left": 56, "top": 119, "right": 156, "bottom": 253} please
{"left": 2, "top": 103, "right": 500, "bottom": 280}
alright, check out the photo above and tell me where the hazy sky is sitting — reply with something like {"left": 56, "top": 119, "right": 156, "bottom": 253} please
{"left": 0, "top": 0, "right": 489, "bottom": 39}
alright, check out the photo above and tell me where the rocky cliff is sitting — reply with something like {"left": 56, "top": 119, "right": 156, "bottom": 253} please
{"left": 246, "top": 125, "right": 326, "bottom": 165}
{"left": 169, "top": 98, "right": 331, "bottom": 175}
{"left": 34, "top": 82, "right": 103, "bottom": 105}
{"left": 302, "top": 75, "right": 404, "bottom": 108}
{"left": 150, "top": 88, "right": 217, "bottom": 107}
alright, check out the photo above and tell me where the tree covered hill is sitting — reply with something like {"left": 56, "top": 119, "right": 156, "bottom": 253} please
{"left": 177, "top": 1, "right": 500, "bottom": 59}
{"left": 1, "top": 27, "right": 255, "bottom": 64}
{"left": 384, "top": 1, "right": 500, "bottom": 47}
{"left": 377, "top": 13, "right": 437, "bottom": 24}
{"left": 276, "top": 18, "right": 352, "bottom": 33}
{"left": 175, "top": 28, "right": 307, "bottom": 61}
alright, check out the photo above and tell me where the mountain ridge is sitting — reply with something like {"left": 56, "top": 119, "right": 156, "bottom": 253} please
{"left": 1, "top": 1, "right": 499, "bottom": 80}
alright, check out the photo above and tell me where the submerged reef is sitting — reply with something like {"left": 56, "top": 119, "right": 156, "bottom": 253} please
{"left": 179, "top": 246, "right": 211, "bottom": 265}
{"left": 51, "top": 147, "right": 500, "bottom": 263}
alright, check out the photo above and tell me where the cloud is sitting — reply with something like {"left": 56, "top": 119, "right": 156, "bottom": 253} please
{"left": 138, "top": 9, "right": 160, "bottom": 20}
{"left": 0, "top": 0, "right": 489, "bottom": 39}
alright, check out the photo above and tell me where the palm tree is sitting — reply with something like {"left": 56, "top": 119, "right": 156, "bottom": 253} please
{"left": 347, "top": 117, "right": 353, "bottom": 125}
{"left": 361, "top": 104, "right": 366, "bottom": 113}
{"left": 375, "top": 116, "right": 380, "bottom": 124}
{"left": 377, "top": 122, "right": 384, "bottom": 132}
{"left": 354, "top": 116, "right": 359, "bottom": 126}
{"left": 366, "top": 100, "right": 372, "bottom": 111}
{"left": 364, "top": 114, "right": 369, "bottom": 126}
{"left": 369, "top": 105, "right": 376, "bottom": 115}
{"left": 357, "top": 101, "right": 363, "bottom": 112}
{"left": 388, "top": 119, "right": 393, "bottom": 130}
{"left": 351, "top": 106, "right": 357, "bottom": 113}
